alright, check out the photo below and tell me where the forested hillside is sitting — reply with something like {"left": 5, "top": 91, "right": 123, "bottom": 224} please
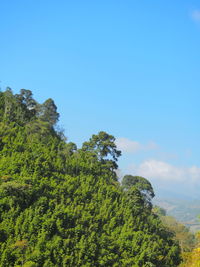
{"left": 0, "top": 88, "right": 182, "bottom": 266}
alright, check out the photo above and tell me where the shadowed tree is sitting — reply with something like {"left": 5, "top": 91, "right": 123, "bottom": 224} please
{"left": 39, "top": 98, "right": 59, "bottom": 127}
{"left": 15, "top": 89, "right": 37, "bottom": 121}
{"left": 82, "top": 131, "right": 121, "bottom": 179}
{"left": 18, "top": 89, "right": 36, "bottom": 110}
{"left": 122, "top": 175, "right": 155, "bottom": 208}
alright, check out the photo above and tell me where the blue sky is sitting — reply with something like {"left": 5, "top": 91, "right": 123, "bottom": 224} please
{"left": 0, "top": 1, "right": 200, "bottom": 199}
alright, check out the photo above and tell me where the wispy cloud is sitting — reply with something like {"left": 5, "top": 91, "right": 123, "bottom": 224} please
{"left": 116, "top": 138, "right": 200, "bottom": 198}
{"left": 128, "top": 159, "right": 200, "bottom": 183}
{"left": 115, "top": 137, "right": 158, "bottom": 154}
{"left": 191, "top": 9, "right": 200, "bottom": 22}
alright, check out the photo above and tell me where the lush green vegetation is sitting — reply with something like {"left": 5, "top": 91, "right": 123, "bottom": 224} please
{"left": 153, "top": 206, "right": 196, "bottom": 253}
{"left": 179, "top": 232, "right": 200, "bottom": 267}
{"left": 0, "top": 88, "right": 182, "bottom": 266}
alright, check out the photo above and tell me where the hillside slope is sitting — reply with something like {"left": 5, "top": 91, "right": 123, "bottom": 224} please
{"left": 0, "top": 88, "right": 181, "bottom": 266}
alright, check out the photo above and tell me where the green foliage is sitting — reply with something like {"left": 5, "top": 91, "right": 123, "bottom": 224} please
{"left": 153, "top": 205, "right": 166, "bottom": 216}
{"left": 38, "top": 98, "right": 59, "bottom": 126}
{"left": 161, "top": 215, "right": 196, "bottom": 253}
{"left": 153, "top": 205, "right": 196, "bottom": 267}
{"left": 0, "top": 89, "right": 182, "bottom": 266}
{"left": 122, "top": 175, "right": 155, "bottom": 209}
{"left": 82, "top": 131, "right": 121, "bottom": 179}
{"left": 178, "top": 232, "right": 200, "bottom": 267}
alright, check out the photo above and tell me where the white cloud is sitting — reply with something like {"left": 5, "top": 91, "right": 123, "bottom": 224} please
{"left": 116, "top": 137, "right": 141, "bottom": 153}
{"left": 116, "top": 138, "right": 200, "bottom": 198}
{"left": 191, "top": 10, "right": 200, "bottom": 22}
{"left": 137, "top": 160, "right": 184, "bottom": 181}
{"left": 115, "top": 168, "right": 124, "bottom": 180}
{"left": 115, "top": 137, "right": 158, "bottom": 153}
{"left": 128, "top": 159, "right": 200, "bottom": 184}
{"left": 188, "top": 166, "right": 200, "bottom": 183}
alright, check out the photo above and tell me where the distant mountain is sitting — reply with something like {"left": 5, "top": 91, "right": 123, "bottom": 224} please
{"left": 154, "top": 197, "right": 200, "bottom": 232}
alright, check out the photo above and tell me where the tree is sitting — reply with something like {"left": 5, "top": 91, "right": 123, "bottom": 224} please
{"left": 3, "top": 87, "right": 15, "bottom": 121}
{"left": 153, "top": 205, "right": 166, "bottom": 216}
{"left": 38, "top": 98, "right": 59, "bottom": 126}
{"left": 12, "top": 240, "right": 28, "bottom": 266}
{"left": 18, "top": 89, "right": 36, "bottom": 110}
{"left": 15, "top": 89, "right": 37, "bottom": 121}
{"left": 122, "top": 175, "right": 155, "bottom": 208}
{"left": 82, "top": 131, "right": 121, "bottom": 172}
{"left": 161, "top": 215, "right": 196, "bottom": 253}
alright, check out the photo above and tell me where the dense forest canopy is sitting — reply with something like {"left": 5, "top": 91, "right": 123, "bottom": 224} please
{"left": 0, "top": 88, "right": 182, "bottom": 266}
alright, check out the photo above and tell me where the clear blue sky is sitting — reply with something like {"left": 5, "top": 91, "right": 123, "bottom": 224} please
{"left": 1, "top": 1, "right": 200, "bottom": 198}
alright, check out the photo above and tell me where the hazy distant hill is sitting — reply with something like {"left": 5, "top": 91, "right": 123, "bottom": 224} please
{"left": 154, "top": 198, "right": 200, "bottom": 232}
